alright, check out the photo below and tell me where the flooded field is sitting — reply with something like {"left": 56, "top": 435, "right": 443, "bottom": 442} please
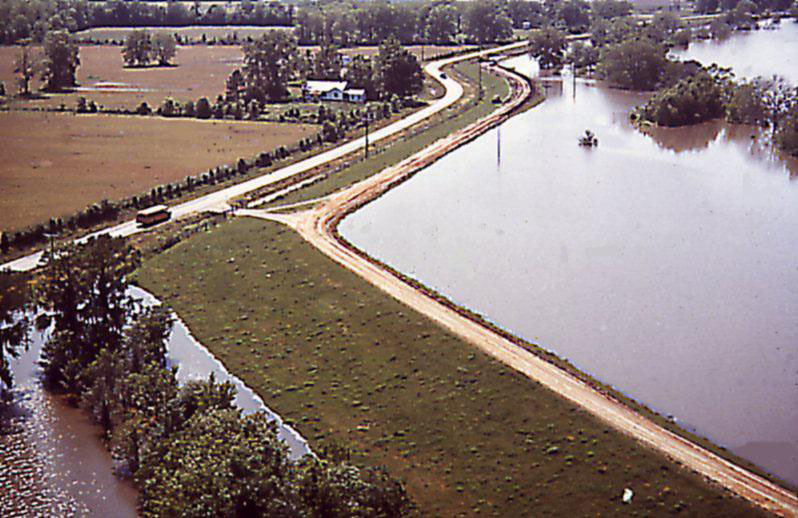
{"left": 340, "top": 54, "right": 798, "bottom": 485}
{"left": 673, "top": 21, "right": 798, "bottom": 83}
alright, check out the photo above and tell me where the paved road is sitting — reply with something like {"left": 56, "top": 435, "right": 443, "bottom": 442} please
{"left": 1, "top": 41, "right": 529, "bottom": 273}
{"left": 245, "top": 64, "right": 798, "bottom": 517}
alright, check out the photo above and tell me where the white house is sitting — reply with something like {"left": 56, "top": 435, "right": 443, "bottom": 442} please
{"left": 303, "top": 80, "right": 365, "bottom": 103}
{"left": 345, "top": 88, "right": 366, "bottom": 103}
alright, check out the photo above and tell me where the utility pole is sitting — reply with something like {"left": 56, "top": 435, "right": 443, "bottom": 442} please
{"left": 364, "top": 109, "right": 369, "bottom": 158}
{"left": 478, "top": 57, "right": 483, "bottom": 99}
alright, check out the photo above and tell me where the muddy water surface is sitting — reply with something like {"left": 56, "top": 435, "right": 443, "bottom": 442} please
{"left": 673, "top": 21, "right": 798, "bottom": 83}
{"left": 340, "top": 54, "right": 798, "bottom": 485}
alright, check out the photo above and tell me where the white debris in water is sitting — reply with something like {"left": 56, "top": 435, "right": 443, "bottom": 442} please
{"left": 622, "top": 488, "right": 634, "bottom": 504}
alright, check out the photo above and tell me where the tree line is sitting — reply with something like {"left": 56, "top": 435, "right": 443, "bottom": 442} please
{"left": 0, "top": 0, "right": 294, "bottom": 45}
{"left": 0, "top": 0, "right": 634, "bottom": 47}
{"left": 9, "top": 235, "right": 411, "bottom": 516}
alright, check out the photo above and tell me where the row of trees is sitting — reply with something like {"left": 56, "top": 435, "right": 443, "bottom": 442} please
{"left": 0, "top": 0, "right": 294, "bottom": 44}
{"left": 0, "top": 0, "right": 693, "bottom": 47}
{"left": 31, "top": 236, "right": 410, "bottom": 515}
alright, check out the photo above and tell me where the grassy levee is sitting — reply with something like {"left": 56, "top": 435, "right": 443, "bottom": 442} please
{"left": 259, "top": 61, "right": 512, "bottom": 208}
{"left": 134, "top": 217, "right": 766, "bottom": 517}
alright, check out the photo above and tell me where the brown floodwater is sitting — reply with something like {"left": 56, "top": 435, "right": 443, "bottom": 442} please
{"left": 340, "top": 55, "right": 798, "bottom": 485}
{"left": 3, "top": 326, "right": 139, "bottom": 517}
{"left": 1, "top": 289, "right": 310, "bottom": 516}
{"left": 673, "top": 21, "right": 798, "bottom": 83}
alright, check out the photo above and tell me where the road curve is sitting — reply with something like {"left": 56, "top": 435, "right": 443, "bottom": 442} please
{"left": 243, "top": 65, "right": 798, "bottom": 516}
{"left": 1, "top": 41, "right": 528, "bottom": 273}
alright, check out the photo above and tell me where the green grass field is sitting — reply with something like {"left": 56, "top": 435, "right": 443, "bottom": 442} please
{"left": 134, "top": 217, "right": 764, "bottom": 517}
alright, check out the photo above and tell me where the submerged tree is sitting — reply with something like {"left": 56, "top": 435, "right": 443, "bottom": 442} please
{"left": 38, "top": 235, "right": 138, "bottom": 393}
{"left": 528, "top": 27, "right": 568, "bottom": 70}
{"left": 0, "top": 272, "right": 30, "bottom": 407}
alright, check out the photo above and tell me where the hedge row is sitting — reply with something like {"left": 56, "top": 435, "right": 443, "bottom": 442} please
{"left": 0, "top": 135, "right": 317, "bottom": 255}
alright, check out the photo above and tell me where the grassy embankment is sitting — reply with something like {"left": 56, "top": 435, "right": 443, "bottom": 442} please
{"left": 257, "top": 60, "right": 517, "bottom": 208}
{"left": 134, "top": 218, "right": 765, "bottom": 517}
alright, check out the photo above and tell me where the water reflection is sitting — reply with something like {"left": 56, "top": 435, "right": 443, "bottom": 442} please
{"left": 341, "top": 54, "right": 798, "bottom": 485}
{"left": 673, "top": 22, "right": 798, "bottom": 84}
{"left": 2, "top": 287, "right": 311, "bottom": 515}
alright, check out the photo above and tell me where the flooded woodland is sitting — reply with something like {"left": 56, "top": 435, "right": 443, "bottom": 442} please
{"left": 341, "top": 25, "right": 798, "bottom": 486}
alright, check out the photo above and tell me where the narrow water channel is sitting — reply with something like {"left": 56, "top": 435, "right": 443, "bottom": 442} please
{"left": 340, "top": 53, "right": 798, "bottom": 485}
{"left": 2, "top": 287, "right": 309, "bottom": 515}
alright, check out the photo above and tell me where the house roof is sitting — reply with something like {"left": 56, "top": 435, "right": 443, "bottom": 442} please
{"left": 305, "top": 80, "right": 347, "bottom": 94}
{"left": 345, "top": 88, "right": 365, "bottom": 96}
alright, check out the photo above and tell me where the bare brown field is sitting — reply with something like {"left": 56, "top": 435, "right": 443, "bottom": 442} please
{"left": 0, "top": 44, "right": 468, "bottom": 112}
{"left": 0, "top": 111, "right": 316, "bottom": 232}
{"left": 0, "top": 45, "right": 243, "bottom": 111}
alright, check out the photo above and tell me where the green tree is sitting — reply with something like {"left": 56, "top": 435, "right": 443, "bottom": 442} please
{"left": 41, "top": 30, "right": 79, "bottom": 91}
{"left": 597, "top": 37, "right": 668, "bottom": 90}
{"left": 151, "top": 32, "right": 176, "bottom": 66}
{"left": 242, "top": 31, "right": 297, "bottom": 102}
{"left": 568, "top": 41, "right": 600, "bottom": 73}
{"left": 726, "top": 79, "right": 767, "bottom": 125}
{"left": 38, "top": 236, "right": 137, "bottom": 393}
{"left": 528, "top": 27, "right": 568, "bottom": 70}
{"left": 345, "top": 55, "right": 378, "bottom": 101}
{"left": 80, "top": 348, "right": 124, "bottom": 433}
{"left": 312, "top": 43, "right": 343, "bottom": 80}
{"left": 591, "top": 0, "right": 633, "bottom": 19}
{"left": 376, "top": 36, "right": 423, "bottom": 99}
{"left": 555, "top": 0, "right": 591, "bottom": 32}
{"left": 637, "top": 70, "right": 727, "bottom": 126}
{"left": 464, "top": 0, "right": 514, "bottom": 43}
{"left": 123, "top": 30, "right": 152, "bottom": 67}
{"left": 424, "top": 4, "right": 458, "bottom": 44}
{"left": 645, "top": 12, "right": 681, "bottom": 43}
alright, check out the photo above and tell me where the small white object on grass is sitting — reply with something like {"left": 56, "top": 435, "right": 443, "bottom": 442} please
{"left": 622, "top": 488, "right": 634, "bottom": 504}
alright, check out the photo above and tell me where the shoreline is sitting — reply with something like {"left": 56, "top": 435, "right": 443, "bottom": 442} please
{"left": 241, "top": 62, "right": 798, "bottom": 515}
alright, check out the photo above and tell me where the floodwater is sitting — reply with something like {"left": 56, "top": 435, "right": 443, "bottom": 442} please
{"left": 130, "top": 286, "right": 312, "bottom": 459}
{"left": 3, "top": 323, "right": 139, "bottom": 517}
{"left": 340, "top": 54, "right": 798, "bottom": 485}
{"left": 673, "top": 21, "right": 798, "bottom": 83}
{"left": 2, "top": 288, "right": 310, "bottom": 515}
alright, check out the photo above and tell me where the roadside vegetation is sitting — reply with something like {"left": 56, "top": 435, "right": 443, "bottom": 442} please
{"left": 7, "top": 235, "right": 410, "bottom": 517}
{"left": 258, "top": 60, "right": 514, "bottom": 208}
{"left": 135, "top": 217, "right": 766, "bottom": 517}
